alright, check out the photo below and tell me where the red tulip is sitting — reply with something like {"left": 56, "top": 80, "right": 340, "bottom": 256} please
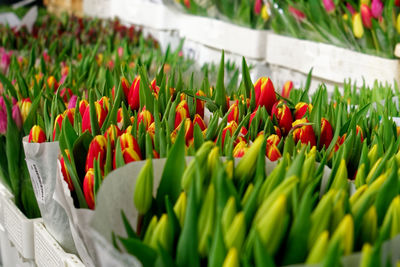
{"left": 98, "top": 96, "right": 110, "bottom": 112}
{"left": 121, "top": 147, "right": 141, "bottom": 164}
{"left": 249, "top": 110, "right": 258, "bottom": 128}
{"left": 193, "top": 114, "right": 207, "bottom": 131}
{"left": 81, "top": 102, "right": 107, "bottom": 133}
{"left": 60, "top": 149, "right": 74, "bottom": 191}
{"left": 282, "top": 81, "right": 293, "bottom": 99}
{"left": 171, "top": 118, "right": 194, "bottom": 145}
{"left": 274, "top": 126, "right": 282, "bottom": 138}
{"left": 266, "top": 144, "right": 281, "bottom": 162}
{"left": 128, "top": 76, "right": 141, "bottom": 111}
{"left": 289, "top": 6, "right": 306, "bottom": 21}
{"left": 53, "top": 114, "right": 64, "bottom": 141}
{"left": 361, "top": 4, "right": 372, "bottom": 29}
{"left": 119, "top": 132, "right": 142, "bottom": 158}
{"left": 83, "top": 169, "right": 95, "bottom": 209}
{"left": 294, "top": 102, "right": 312, "bottom": 120}
{"left": 175, "top": 100, "right": 190, "bottom": 129}
{"left": 254, "top": 77, "right": 277, "bottom": 114}
{"left": 121, "top": 77, "right": 130, "bottom": 99}
{"left": 137, "top": 106, "right": 154, "bottom": 130}
{"left": 320, "top": 118, "right": 333, "bottom": 149}
{"left": 292, "top": 118, "right": 316, "bottom": 147}
{"left": 196, "top": 90, "right": 206, "bottom": 118}
{"left": 271, "top": 101, "right": 293, "bottom": 135}
{"left": 60, "top": 88, "right": 73, "bottom": 103}
{"left": 396, "top": 0, "right": 400, "bottom": 6}
{"left": 147, "top": 122, "right": 156, "bottom": 143}
{"left": 85, "top": 135, "right": 107, "bottom": 172}
{"left": 47, "top": 76, "right": 59, "bottom": 90}
{"left": 151, "top": 79, "right": 160, "bottom": 97}
{"left": 267, "top": 134, "right": 280, "bottom": 147}
{"left": 79, "top": 100, "right": 88, "bottom": 117}
{"left": 221, "top": 121, "right": 238, "bottom": 147}
{"left": 63, "top": 108, "right": 75, "bottom": 126}
{"left": 29, "top": 125, "right": 46, "bottom": 143}
{"left": 227, "top": 100, "right": 239, "bottom": 123}
{"left": 371, "top": 0, "right": 383, "bottom": 18}
{"left": 104, "top": 124, "right": 121, "bottom": 148}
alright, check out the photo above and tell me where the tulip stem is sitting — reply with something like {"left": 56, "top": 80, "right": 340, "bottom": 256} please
{"left": 137, "top": 214, "right": 144, "bottom": 236}
{"left": 371, "top": 29, "right": 380, "bottom": 53}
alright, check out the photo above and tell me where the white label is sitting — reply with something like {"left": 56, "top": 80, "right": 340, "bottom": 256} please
{"left": 28, "top": 163, "right": 45, "bottom": 204}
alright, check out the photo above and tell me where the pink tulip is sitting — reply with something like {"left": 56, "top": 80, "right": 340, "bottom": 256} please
{"left": 12, "top": 105, "right": 22, "bottom": 130}
{"left": 323, "top": 0, "right": 335, "bottom": 13}
{"left": 68, "top": 95, "right": 78, "bottom": 109}
{"left": 371, "top": 0, "right": 383, "bottom": 18}
{"left": 346, "top": 3, "right": 356, "bottom": 15}
{"left": 0, "top": 97, "right": 6, "bottom": 134}
{"left": 289, "top": 6, "right": 306, "bottom": 21}
{"left": 254, "top": 0, "right": 262, "bottom": 14}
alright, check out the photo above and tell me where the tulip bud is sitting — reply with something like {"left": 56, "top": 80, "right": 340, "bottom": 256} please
{"left": 0, "top": 97, "right": 6, "bottom": 135}
{"left": 150, "top": 79, "right": 160, "bottom": 97}
{"left": 173, "top": 192, "right": 187, "bottom": 227}
{"left": 63, "top": 108, "right": 75, "bottom": 126}
{"left": 330, "top": 215, "right": 354, "bottom": 255}
{"left": 19, "top": 98, "right": 31, "bottom": 123}
{"left": 195, "top": 90, "right": 206, "bottom": 118}
{"left": 143, "top": 216, "right": 158, "bottom": 245}
{"left": 198, "top": 184, "right": 215, "bottom": 256}
{"left": 222, "top": 197, "right": 237, "bottom": 234}
{"left": 79, "top": 99, "right": 88, "bottom": 117}
{"left": 29, "top": 125, "right": 46, "bottom": 143}
{"left": 323, "top": 0, "right": 335, "bottom": 13}
{"left": 309, "top": 191, "right": 334, "bottom": 248}
{"left": 60, "top": 149, "right": 74, "bottom": 191}
{"left": 175, "top": 100, "right": 190, "bottom": 129}
{"left": 292, "top": 118, "right": 316, "bottom": 147}
{"left": 193, "top": 114, "right": 206, "bottom": 131}
{"left": 121, "top": 147, "right": 141, "bottom": 164}
{"left": 294, "top": 102, "right": 312, "bottom": 120}
{"left": 60, "top": 88, "right": 73, "bottom": 103}
{"left": 361, "top": 206, "right": 377, "bottom": 244}
{"left": 85, "top": 135, "right": 107, "bottom": 172}
{"left": 356, "top": 125, "right": 364, "bottom": 142}
{"left": 137, "top": 106, "right": 154, "bottom": 130}
{"left": 81, "top": 102, "right": 107, "bottom": 133}
{"left": 256, "top": 194, "right": 287, "bottom": 254}
{"left": 47, "top": 76, "right": 59, "bottom": 90}
{"left": 254, "top": 77, "right": 276, "bottom": 114}
{"left": 12, "top": 104, "right": 22, "bottom": 130}
{"left": 118, "top": 132, "right": 142, "bottom": 158}
{"left": 266, "top": 144, "right": 281, "bottom": 162}
{"left": 396, "top": 14, "right": 400, "bottom": 34}
{"left": 261, "top": 4, "right": 269, "bottom": 21}
{"left": 306, "top": 231, "right": 329, "bottom": 264}
{"left": 222, "top": 248, "right": 239, "bottom": 267}
{"left": 227, "top": 100, "right": 239, "bottom": 123}
{"left": 371, "top": 0, "right": 383, "bottom": 18}
{"left": 331, "top": 160, "right": 348, "bottom": 191}
{"left": 128, "top": 76, "right": 141, "bottom": 111}
{"left": 353, "top": 13, "right": 364, "bottom": 38}
{"left": 380, "top": 196, "right": 400, "bottom": 239}
{"left": 149, "top": 214, "right": 172, "bottom": 251}
{"left": 225, "top": 212, "right": 246, "bottom": 252}
{"left": 67, "top": 95, "right": 78, "bottom": 109}
{"left": 281, "top": 81, "right": 293, "bottom": 98}
{"left": 254, "top": 0, "right": 262, "bottom": 14}
{"left": 121, "top": 77, "right": 130, "bottom": 99}
{"left": 134, "top": 159, "right": 153, "bottom": 214}
{"left": 361, "top": 4, "right": 372, "bottom": 29}
{"left": 320, "top": 118, "right": 333, "bottom": 149}
{"left": 289, "top": 5, "right": 306, "bottom": 21}
{"left": 83, "top": 169, "right": 95, "bottom": 209}
{"left": 233, "top": 141, "right": 247, "bottom": 158}
{"left": 271, "top": 101, "right": 293, "bottom": 135}
{"left": 221, "top": 121, "right": 238, "bottom": 148}
{"left": 235, "top": 135, "right": 264, "bottom": 181}
{"left": 104, "top": 124, "right": 121, "bottom": 148}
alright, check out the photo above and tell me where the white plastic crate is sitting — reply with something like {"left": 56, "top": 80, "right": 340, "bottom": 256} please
{"left": 83, "top": 0, "right": 112, "bottom": 19}
{"left": 33, "top": 222, "right": 84, "bottom": 267}
{"left": 180, "top": 14, "right": 267, "bottom": 60}
{"left": 266, "top": 32, "right": 400, "bottom": 88}
{"left": 1, "top": 197, "right": 40, "bottom": 259}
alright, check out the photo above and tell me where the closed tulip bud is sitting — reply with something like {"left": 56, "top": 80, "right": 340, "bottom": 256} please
{"left": 19, "top": 98, "right": 31, "bottom": 123}
{"left": 60, "top": 149, "right": 74, "bottom": 191}
{"left": 53, "top": 114, "right": 64, "bottom": 140}
{"left": 137, "top": 106, "right": 154, "bottom": 130}
{"left": 235, "top": 135, "right": 264, "bottom": 181}
{"left": 147, "top": 122, "right": 155, "bottom": 142}
{"left": 85, "top": 135, "right": 107, "bottom": 172}
{"left": 371, "top": 0, "right": 383, "bottom": 18}
{"left": 134, "top": 159, "right": 153, "bottom": 214}
{"left": 79, "top": 99, "right": 88, "bottom": 117}
{"left": 356, "top": 125, "right": 364, "bottom": 142}
{"left": 119, "top": 132, "right": 142, "bottom": 158}
{"left": 224, "top": 160, "right": 234, "bottom": 179}
{"left": 222, "top": 248, "right": 239, "bottom": 267}
{"left": 63, "top": 108, "right": 75, "bottom": 126}
{"left": 292, "top": 118, "right": 316, "bottom": 147}
{"left": 195, "top": 90, "right": 206, "bottom": 118}
{"left": 267, "top": 134, "right": 280, "bottom": 146}
{"left": 254, "top": 0, "right": 262, "bottom": 14}
{"left": 150, "top": 214, "right": 172, "bottom": 251}
{"left": 233, "top": 141, "right": 247, "bottom": 158}
{"left": 360, "top": 243, "right": 374, "bottom": 267}
{"left": 306, "top": 231, "right": 329, "bottom": 264}
{"left": 227, "top": 100, "right": 239, "bottom": 123}
{"left": 173, "top": 192, "right": 187, "bottom": 227}
{"left": 47, "top": 76, "right": 59, "bottom": 90}
{"left": 0, "top": 97, "right": 6, "bottom": 135}
{"left": 193, "top": 114, "right": 207, "bottom": 131}
{"left": 67, "top": 95, "right": 78, "bottom": 109}
{"left": 60, "top": 88, "right": 73, "bottom": 103}
{"left": 256, "top": 194, "right": 287, "bottom": 254}
{"left": 294, "top": 102, "right": 312, "bottom": 120}
{"left": 289, "top": 5, "right": 306, "bottom": 21}
{"left": 121, "top": 77, "right": 130, "bottom": 99}
{"left": 261, "top": 4, "right": 269, "bottom": 21}
{"left": 361, "top": 4, "right": 372, "bottom": 29}
{"left": 150, "top": 79, "right": 160, "bottom": 97}
{"left": 175, "top": 100, "right": 190, "bottom": 129}
{"left": 330, "top": 215, "right": 354, "bottom": 255}
{"left": 198, "top": 184, "right": 215, "bottom": 256}
{"left": 83, "top": 169, "right": 95, "bottom": 209}
{"left": 28, "top": 125, "right": 46, "bottom": 143}
{"left": 353, "top": 13, "right": 364, "bottom": 38}
{"left": 323, "top": 0, "right": 335, "bottom": 13}
{"left": 320, "top": 118, "right": 333, "bottom": 149}
{"left": 254, "top": 77, "right": 276, "bottom": 114}
{"left": 222, "top": 197, "right": 237, "bottom": 234}
{"left": 266, "top": 144, "right": 281, "bottom": 162}
{"left": 361, "top": 206, "right": 377, "bottom": 244}
{"left": 396, "top": 0, "right": 400, "bottom": 6}
{"left": 221, "top": 121, "right": 238, "bottom": 147}
{"left": 97, "top": 96, "right": 110, "bottom": 112}
{"left": 104, "top": 124, "right": 121, "bottom": 148}
{"left": 143, "top": 216, "right": 158, "bottom": 245}
{"left": 368, "top": 144, "right": 378, "bottom": 166}
{"left": 271, "top": 101, "right": 293, "bottom": 135}
{"left": 122, "top": 147, "right": 141, "bottom": 164}
{"left": 241, "top": 184, "right": 253, "bottom": 206}
{"left": 331, "top": 160, "right": 348, "bottom": 190}
{"left": 225, "top": 212, "right": 246, "bottom": 251}
{"left": 380, "top": 196, "right": 400, "bottom": 239}
{"left": 396, "top": 14, "right": 400, "bottom": 34}
{"left": 81, "top": 102, "right": 107, "bottom": 133}
{"left": 12, "top": 105, "right": 22, "bottom": 130}
{"left": 309, "top": 191, "right": 334, "bottom": 248}
{"left": 128, "top": 76, "right": 141, "bottom": 111}
{"left": 281, "top": 80, "right": 293, "bottom": 98}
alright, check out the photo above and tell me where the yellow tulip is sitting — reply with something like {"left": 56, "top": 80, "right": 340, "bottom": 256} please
{"left": 353, "top": 13, "right": 364, "bottom": 39}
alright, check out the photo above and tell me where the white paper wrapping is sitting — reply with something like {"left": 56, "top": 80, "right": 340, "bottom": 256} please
{"left": 22, "top": 137, "right": 77, "bottom": 255}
